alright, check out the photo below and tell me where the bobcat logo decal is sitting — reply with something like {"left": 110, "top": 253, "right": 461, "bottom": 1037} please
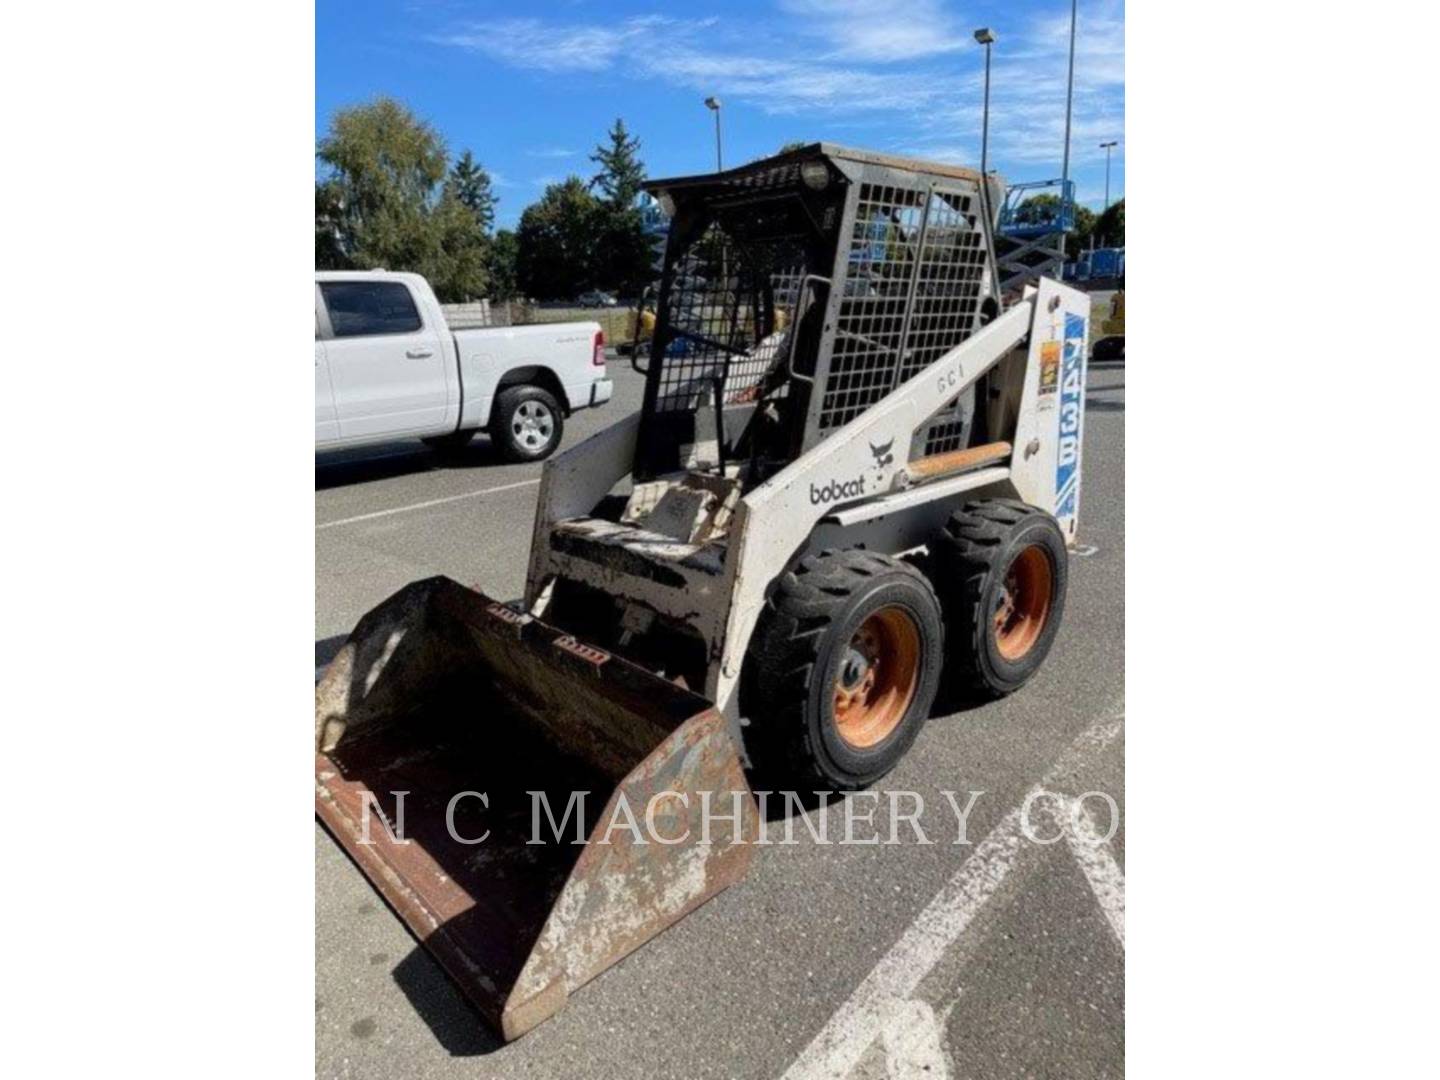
{"left": 869, "top": 438, "right": 895, "bottom": 469}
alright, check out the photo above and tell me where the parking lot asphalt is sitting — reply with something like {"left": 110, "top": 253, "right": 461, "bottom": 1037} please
{"left": 315, "top": 349, "right": 1126, "bottom": 1079}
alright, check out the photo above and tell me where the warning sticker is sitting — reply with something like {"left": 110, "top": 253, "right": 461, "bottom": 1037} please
{"left": 1039, "top": 340, "right": 1061, "bottom": 394}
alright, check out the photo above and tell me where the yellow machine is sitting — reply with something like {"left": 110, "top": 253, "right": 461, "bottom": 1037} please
{"left": 1102, "top": 290, "right": 1124, "bottom": 336}
{"left": 1093, "top": 289, "right": 1124, "bottom": 361}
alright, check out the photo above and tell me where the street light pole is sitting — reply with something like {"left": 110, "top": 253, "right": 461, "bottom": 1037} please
{"left": 704, "top": 96, "right": 723, "bottom": 170}
{"left": 1060, "top": 0, "right": 1077, "bottom": 187}
{"left": 973, "top": 29, "right": 995, "bottom": 183}
{"left": 1100, "top": 141, "right": 1118, "bottom": 211}
{"left": 972, "top": 28, "right": 999, "bottom": 295}
{"left": 1099, "top": 140, "right": 1118, "bottom": 247}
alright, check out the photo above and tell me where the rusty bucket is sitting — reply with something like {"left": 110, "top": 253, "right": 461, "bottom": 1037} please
{"left": 315, "top": 577, "right": 758, "bottom": 1041}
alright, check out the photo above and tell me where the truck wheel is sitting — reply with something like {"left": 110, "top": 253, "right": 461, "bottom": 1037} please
{"left": 935, "top": 500, "right": 1068, "bottom": 699}
{"left": 746, "top": 549, "right": 944, "bottom": 790}
{"left": 421, "top": 430, "right": 477, "bottom": 453}
{"left": 491, "top": 386, "right": 563, "bottom": 462}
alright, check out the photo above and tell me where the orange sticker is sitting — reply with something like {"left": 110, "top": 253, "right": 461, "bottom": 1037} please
{"left": 1039, "top": 340, "right": 1061, "bottom": 393}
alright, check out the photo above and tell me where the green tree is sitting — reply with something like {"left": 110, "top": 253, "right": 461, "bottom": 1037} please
{"left": 589, "top": 119, "right": 645, "bottom": 206}
{"left": 448, "top": 150, "right": 497, "bottom": 234}
{"left": 315, "top": 181, "right": 349, "bottom": 268}
{"left": 516, "top": 177, "right": 602, "bottom": 300}
{"left": 422, "top": 191, "right": 491, "bottom": 301}
{"left": 1094, "top": 198, "right": 1124, "bottom": 248}
{"left": 315, "top": 97, "right": 444, "bottom": 265}
{"left": 314, "top": 97, "right": 490, "bottom": 300}
{"left": 588, "top": 119, "right": 651, "bottom": 297}
{"left": 487, "top": 229, "right": 520, "bottom": 299}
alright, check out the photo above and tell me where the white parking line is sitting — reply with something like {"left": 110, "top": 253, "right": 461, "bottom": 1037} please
{"left": 782, "top": 804, "right": 1030, "bottom": 1080}
{"left": 1063, "top": 796, "right": 1126, "bottom": 947}
{"left": 316, "top": 477, "right": 540, "bottom": 530}
{"left": 881, "top": 999, "right": 951, "bottom": 1079}
{"left": 782, "top": 713, "right": 1124, "bottom": 1080}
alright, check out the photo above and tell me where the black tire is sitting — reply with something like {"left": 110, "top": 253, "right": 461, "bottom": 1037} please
{"left": 745, "top": 549, "right": 944, "bottom": 790}
{"left": 421, "top": 429, "right": 477, "bottom": 453}
{"left": 934, "top": 499, "right": 1068, "bottom": 699}
{"left": 490, "top": 385, "right": 564, "bottom": 462}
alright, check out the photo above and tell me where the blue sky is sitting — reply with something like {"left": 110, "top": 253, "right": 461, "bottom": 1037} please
{"left": 317, "top": 0, "right": 1124, "bottom": 229}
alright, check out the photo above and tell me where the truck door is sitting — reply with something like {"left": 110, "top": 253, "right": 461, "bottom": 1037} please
{"left": 319, "top": 279, "right": 450, "bottom": 440}
{"left": 315, "top": 298, "right": 340, "bottom": 444}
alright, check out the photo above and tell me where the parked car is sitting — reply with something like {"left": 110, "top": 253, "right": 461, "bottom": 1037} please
{"left": 316, "top": 271, "right": 611, "bottom": 461}
{"left": 577, "top": 290, "right": 618, "bottom": 308}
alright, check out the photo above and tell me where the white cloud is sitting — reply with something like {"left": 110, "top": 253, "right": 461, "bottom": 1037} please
{"left": 779, "top": 0, "right": 968, "bottom": 61}
{"left": 432, "top": 16, "right": 675, "bottom": 72}
{"left": 431, "top": 2, "right": 1123, "bottom": 178}
{"left": 525, "top": 146, "right": 577, "bottom": 159}
{"left": 643, "top": 45, "right": 962, "bottom": 115}
{"left": 901, "top": 0, "right": 1125, "bottom": 176}
{"left": 1021, "top": 0, "right": 1124, "bottom": 88}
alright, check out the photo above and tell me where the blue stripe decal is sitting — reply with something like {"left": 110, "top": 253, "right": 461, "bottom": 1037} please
{"left": 1055, "top": 312, "right": 1085, "bottom": 514}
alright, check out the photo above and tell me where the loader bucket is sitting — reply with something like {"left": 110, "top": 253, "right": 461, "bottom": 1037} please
{"left": 315, "top": 577, "right": 759, "bottom": 1041}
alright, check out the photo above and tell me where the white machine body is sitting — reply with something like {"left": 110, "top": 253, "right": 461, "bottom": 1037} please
{"left": 524, "top": 277, "right": 1088, "bottom": 727}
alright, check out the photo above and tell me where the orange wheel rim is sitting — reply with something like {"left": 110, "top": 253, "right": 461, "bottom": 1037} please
{"left": 994, "top": 545, "right": 1053, "bottom": 661}
{"left": 833, "top": 606, "right": 921, "bottom": 749}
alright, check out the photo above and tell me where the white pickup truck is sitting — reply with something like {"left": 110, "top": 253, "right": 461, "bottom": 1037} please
{"left": 315, "top": 271, "right": 613, "bottom": 461}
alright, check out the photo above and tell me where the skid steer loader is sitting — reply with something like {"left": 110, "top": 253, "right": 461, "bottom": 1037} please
{"left": 316, "top": 144, "right": 1090, "bottom": 1040}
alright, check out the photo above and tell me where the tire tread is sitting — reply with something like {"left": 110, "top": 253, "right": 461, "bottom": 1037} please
{"left": 935, "top": 498, "right": 1067, "bottom": 699}
{"left": 747, "top": 549, "right": 940, "bottom": 790}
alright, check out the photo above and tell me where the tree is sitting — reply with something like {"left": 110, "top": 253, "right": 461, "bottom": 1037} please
{"left": 314, "top": 97, "right": 490, "bottom": 300}
{"left": 516, "top": 177, "right": 602, "bottom": 300}
{"left": 487, "top": 229, "right": 519, "bottom": 300}
{"left": 315, "top": 97, "right": 445, "bottom": 267}
{"left": 315, "top": 180, "right": 349, "bottom": 268}
{"left": 422, "top": 191, "right": 491, "bottom": 302}
{"left": 589, "top": 119, "right": 645, "bottom": 207}
{"left": 1094, "top": 198, "right": 1124, "bottom": 248}
{"left": 588, "top": 119, "right": 652, "bottom": 297}
{"left": 448, "top": 150, "right": 497, "bottom": 234}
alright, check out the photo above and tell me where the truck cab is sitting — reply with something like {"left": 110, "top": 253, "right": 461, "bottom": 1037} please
{"left": 315, "top": 271, "right": 611, "bottom": 461}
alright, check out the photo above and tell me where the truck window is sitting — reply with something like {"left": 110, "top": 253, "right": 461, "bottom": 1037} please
{"left": 320, "top": 281, "right": 423, "bottom": 337}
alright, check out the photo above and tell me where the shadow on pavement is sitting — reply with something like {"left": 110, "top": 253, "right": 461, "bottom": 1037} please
{"left": 315, "top": 634, "right": 348, "bottom": 671}
{"left": 1086, "top": 387, "right": 1125, "bottom": 412}
{"left": 391, "top": 948, "right": 506, "bottom": 1057}
{"left": 316, "top": 438, "right": 504, "bottom": 490}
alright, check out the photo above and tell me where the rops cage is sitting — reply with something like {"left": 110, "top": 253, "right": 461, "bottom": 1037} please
{"left": 635, "top": 144, "right": 1005, "bottom": 486}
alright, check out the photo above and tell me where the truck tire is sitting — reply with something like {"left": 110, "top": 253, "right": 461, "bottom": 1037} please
{"left": 421, "top": 430, "right": 477, "bottom": 453}
{"left": 491, "top": 386, "right": 563, "bottom": 462}
{"left": 934, "top": 500, "right": 1068, "bottom": 699}
{"left": 745, "top": 549, "right": 944, "bottom": 790}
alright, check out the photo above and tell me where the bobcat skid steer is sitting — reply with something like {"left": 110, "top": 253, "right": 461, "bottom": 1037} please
{"left": 315, "top": 144, "right": 1090, "bottom": 1040}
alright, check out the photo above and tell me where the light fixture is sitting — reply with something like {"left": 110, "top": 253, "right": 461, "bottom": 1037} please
{"left": 973, "top": 27, "right": 994, "bottom": 44}
{"left": 704, "top": 96, "right": 721, "bottom": 111}
{"left": 800, "top": 161, "right": 830, "bottom": 190}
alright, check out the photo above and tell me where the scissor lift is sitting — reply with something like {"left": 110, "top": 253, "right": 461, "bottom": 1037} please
{"left": 996, "top": 178, "right": 1076, "bottom": 293}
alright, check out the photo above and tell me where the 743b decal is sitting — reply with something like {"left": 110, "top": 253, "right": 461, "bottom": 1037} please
{"left": 1054, "top": 312, "right": 1086, "bottom": 525}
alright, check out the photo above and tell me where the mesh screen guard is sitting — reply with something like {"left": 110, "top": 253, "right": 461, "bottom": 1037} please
{"left": 636, "top": 147, "right": 997, "bottom": 484}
